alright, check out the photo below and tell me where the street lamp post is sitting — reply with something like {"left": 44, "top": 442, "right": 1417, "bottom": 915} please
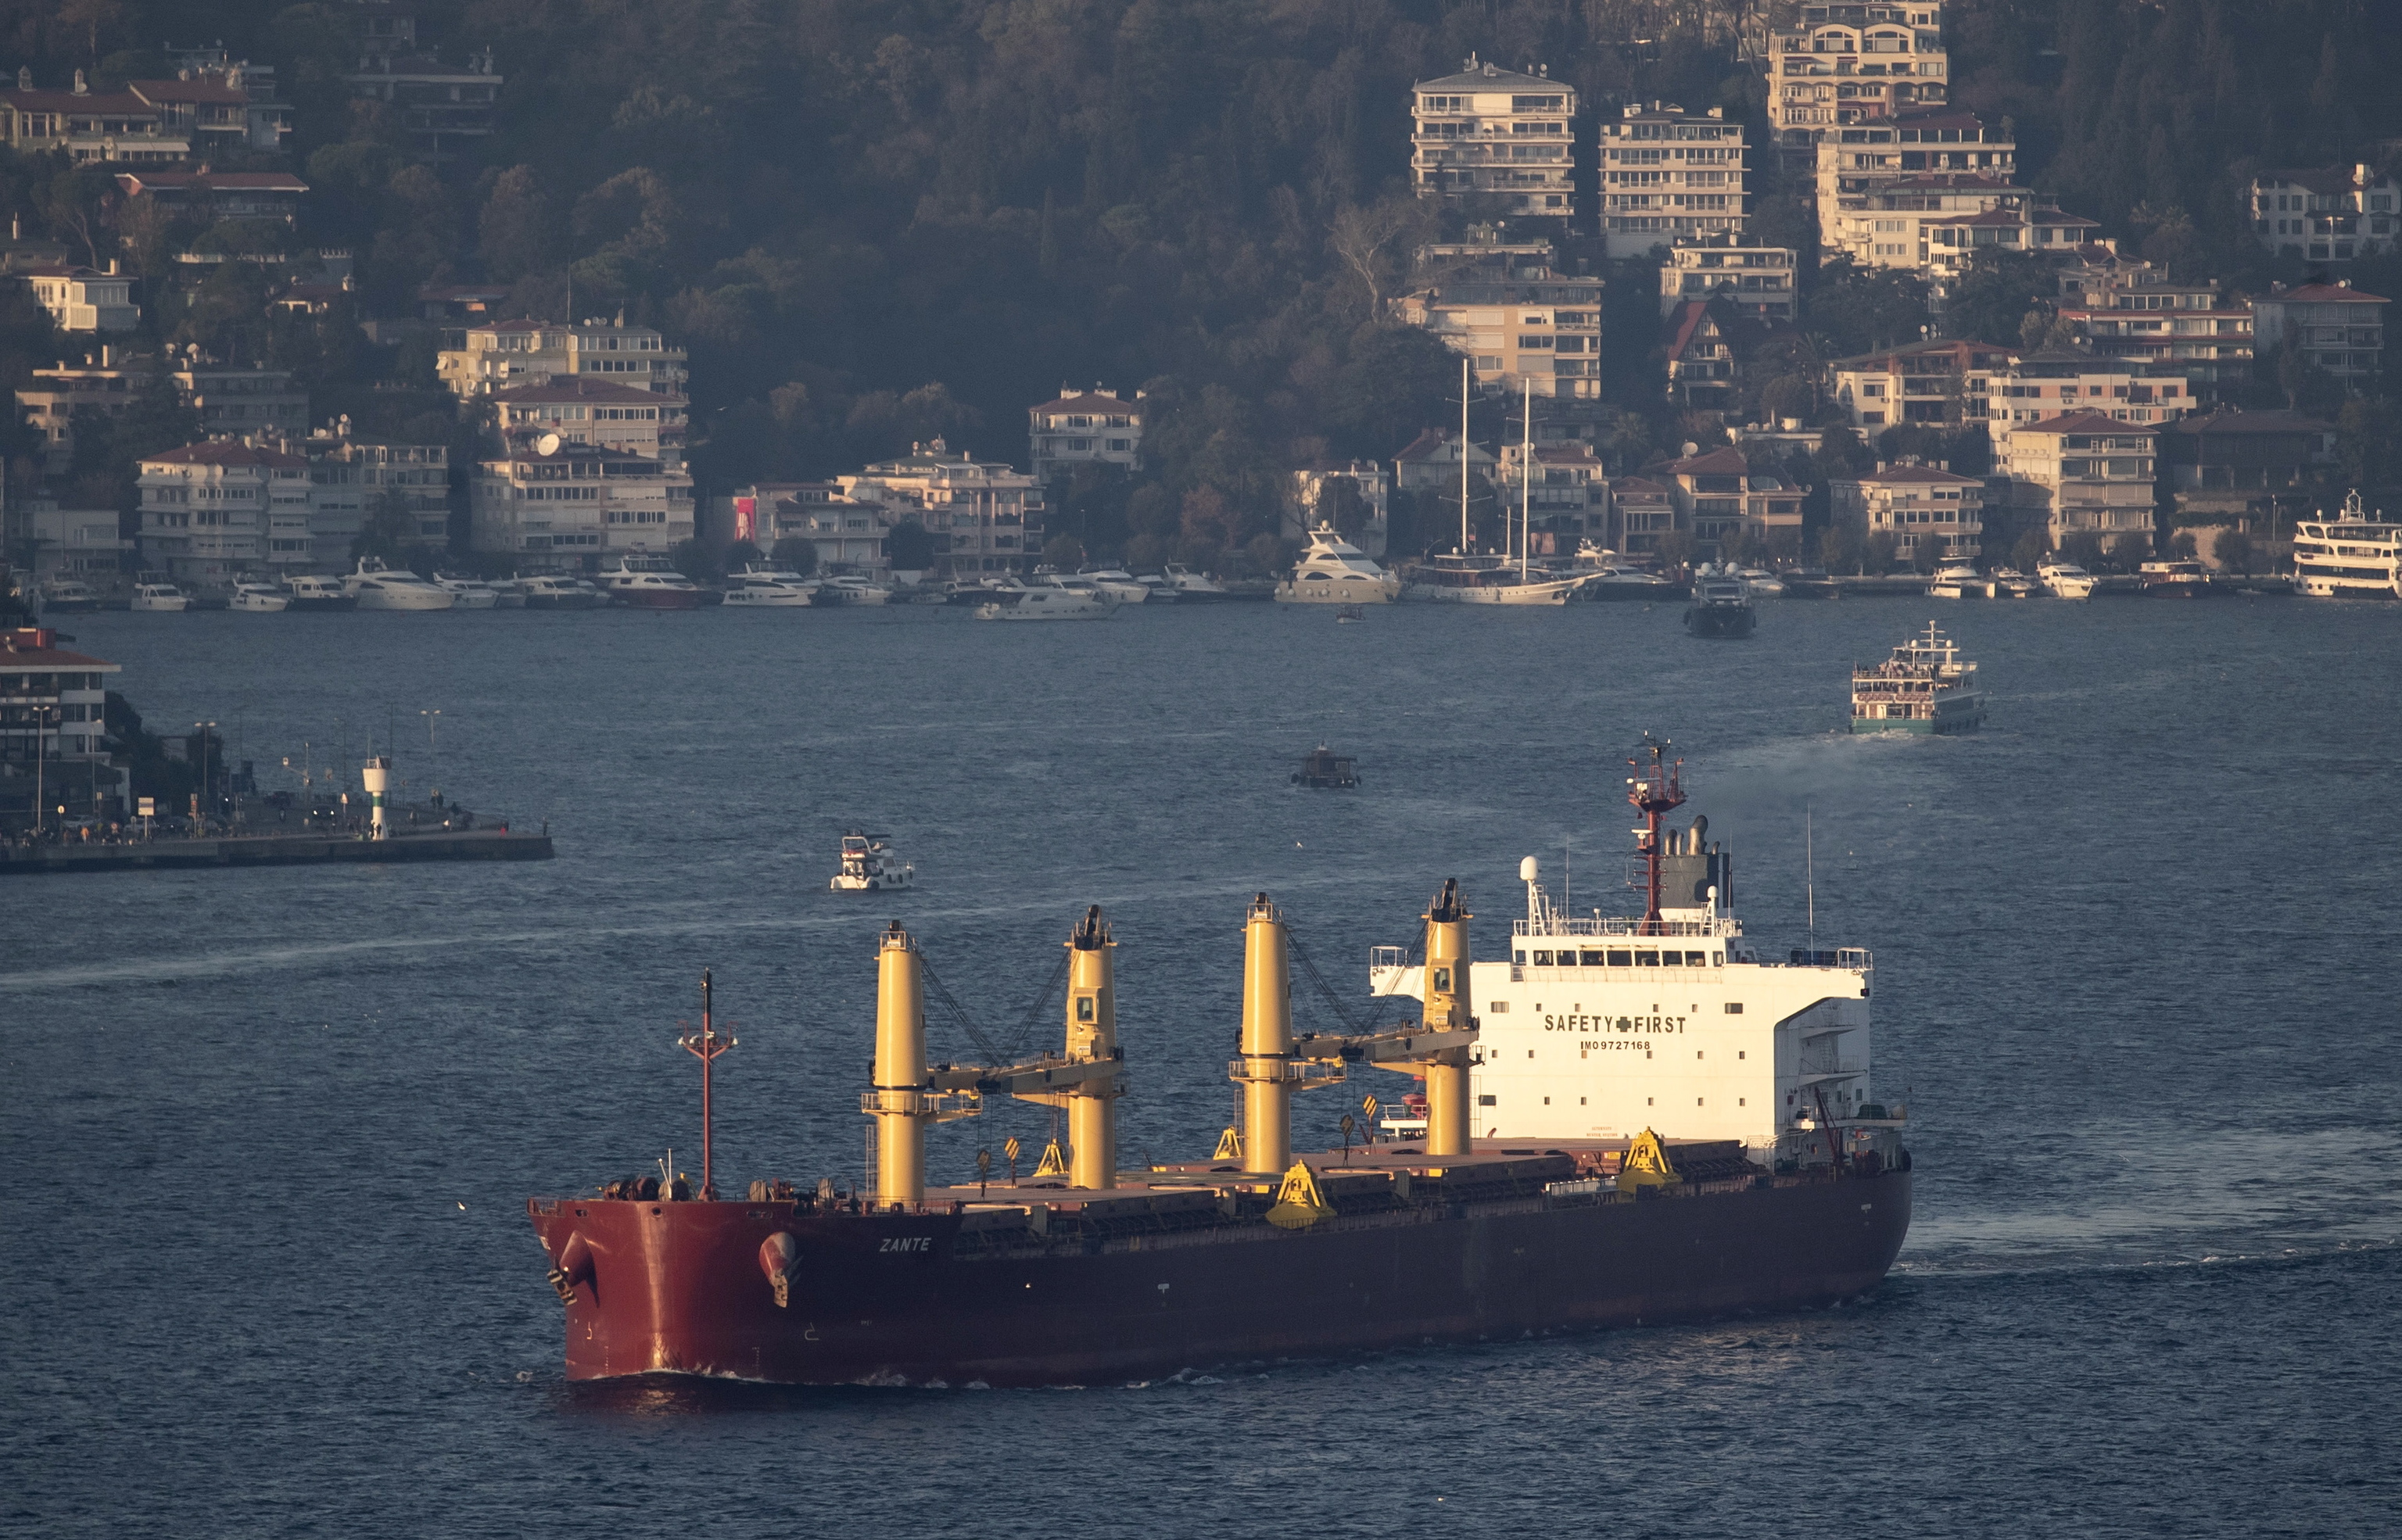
{"left": 31, "top": 702, "right": 48, "bottom": 840}
{"left": 421, "top": 709, "right": 441, "bottom": 804}
{"left": 194, "top": 722, "right": 217, "bottom": 833}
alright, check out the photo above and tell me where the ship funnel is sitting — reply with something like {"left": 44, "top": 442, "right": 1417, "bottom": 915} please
{"left": 1232, "top": 894, "right": 1295, "bottom": 1174}
{"left": 1690, "top": 815, "right": 1708, "bottom": 854}
{"left": 1421, "top": 881, "right": 1475, "bottom": 1156}
{"left": 869, "top": 921, "right": 927, "bottom": 1205}
{"left": 1063, "top": 904, "right": 1120, "bottom": 1189}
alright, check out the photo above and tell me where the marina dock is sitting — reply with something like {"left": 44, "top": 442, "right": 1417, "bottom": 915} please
{"left": 1, "top": 827, "right": 552, "bottom": 876}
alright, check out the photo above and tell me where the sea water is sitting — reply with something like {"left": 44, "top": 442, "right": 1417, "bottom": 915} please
{"left": 4, "top": 596, "right": 2397, "bottom": 1536}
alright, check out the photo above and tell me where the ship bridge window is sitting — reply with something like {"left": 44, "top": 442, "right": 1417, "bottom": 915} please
{"left": 1514, "top": 950, "right": 1527, "bottom": 965}
{"left": 1580, "top": 950, "right": 1606, "bottom": 965}
{"left": 1635, "top": 950, "right": 1661, "bottom": 966}
{"left": 1608, "top": 949, "right": 1633, "bottom": 965}
{"left": 1533, "top": 950, "right": 1554, "bottom": 965}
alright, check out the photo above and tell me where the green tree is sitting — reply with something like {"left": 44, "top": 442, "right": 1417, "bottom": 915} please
{"left": 350, "top": 489, "right": 417, "bottom": 564}
{"left": 887, "top": 520, "right": 937, "bottom": 570}
{"left": 478, "top": 165, "right": 555, "bottom": 282}
{"left": 1944, "top": 251, "right": 2053, "bottom": 348}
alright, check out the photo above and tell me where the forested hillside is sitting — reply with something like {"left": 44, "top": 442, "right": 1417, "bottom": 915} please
{"left": 4, "top": 0, "right": 2400, "bottom": 559}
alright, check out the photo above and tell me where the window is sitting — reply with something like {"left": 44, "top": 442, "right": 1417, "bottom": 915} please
{"left": 1432, "top": 966, "right": 1451, "bottom": 991}
{"left": 1726, "top": 1001, "right": 1743, "bottom": 1013}
{"left": 1580, "top": 950, "right": 1606, "bottom": 965}
{"left": 1477, "top": 1094, "right": 1497, "bottom": 1107}
{"left": 1635, "top": 950, "right": 1659, "bottom": 966}
{"left": 1533, "top": 951, "right": 1553, "bottom": 966}
{"left": 1607, "top": 950, "right": 1632, "bottom": 966}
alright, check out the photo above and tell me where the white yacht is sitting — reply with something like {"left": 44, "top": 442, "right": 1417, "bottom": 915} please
{"left": 435, "top": 575, "right": 500, "bottom": 609}
{"left": 1030, "top": 571, "right": 1120, "bottom": 605}
{"left": 1076, "top": 567, "right": 1153, "bottom": 604}
{"left": 38, "top": 578, "right": 100, "bottom": 614}
{"left": 346, "top": 557, "right": 457, "bottom": 611}
{"left": 284, "top": 573, "right": 356, "bottom": 611}
{"left": 1132, "top": 573, "right": 1181, "bottom": 603}
{"left": 129, "top": 581, "right": 192, "bottom": 612}
{"left": 1275, "top": 524, "right": 1399, "bottom": 604}
{"left": 1738, "top": 568, "right": 1787, "bottom": 598}
{"left": 815, "top": 575, "right": 892, "bottom": 607}
{"left": 518, "top": 575, "right": 604, "bottom": 610}
{"left": 597, "top": 555, "right": 708, "bottom": 610}
{"left": 830, "top": 831, "right": 913, "bottom": 891}
{"left": 2292, "top": 490, "right": 2401, "bottom": 599}
{"left": 1990, "top": 568, "right": 2038, "bottom": 598}
{"left": 1404, "top": 552, "right": 1580, "bottom": 604}
{"left": 1583, "top": 563, "right": 1676, "bottom": 600}
{"left": 1160, "top": 564, "right": 1231, "bottom": 601}
{"left": 229, "top": 581, "right": 292, "bottom": 613}
{"left": 1926, "top": 562, "right": 1984, "bottom": 599}
{"left": 2037, "top": 560, "right": 2098, "bottom": 600}
{"left": 974, "top": 586, "right": 1113, "bottom": 621}
{"left": 723, "top": 565, "right": 818, "bottom": 607}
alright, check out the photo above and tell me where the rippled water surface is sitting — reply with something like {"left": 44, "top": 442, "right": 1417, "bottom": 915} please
{"left": 5, "top": 596, "right": 2398, "bottom": 1536}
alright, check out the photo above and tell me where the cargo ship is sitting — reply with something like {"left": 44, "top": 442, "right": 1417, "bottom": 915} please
{"left": 528, "top": 741, "right": 1910, "bottom": 1386}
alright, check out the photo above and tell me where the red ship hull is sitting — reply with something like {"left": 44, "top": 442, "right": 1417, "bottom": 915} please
{"left": 528, "top": 1163, "right": 1911, "bottom": 1387}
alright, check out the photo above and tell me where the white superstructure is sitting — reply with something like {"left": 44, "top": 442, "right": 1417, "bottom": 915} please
{"left": 2293, "top": 489, "right": 2402, "bottom": 599}
{"left": 1276, "top": 524, "right": 1400, "bottom": 604}
{"left": 1365, "top": 745, "right": 1886, "bottom": 1166}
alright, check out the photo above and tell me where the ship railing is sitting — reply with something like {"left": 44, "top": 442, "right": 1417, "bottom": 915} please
{"left": 1368, "top": 945, "right": 1407, "bottom": 972}
{"left": 1781, "top": 947, "right": 1873, "bottom": 970}
{"left": 1510, "top": 915, "right": 1744, "bottom": 938}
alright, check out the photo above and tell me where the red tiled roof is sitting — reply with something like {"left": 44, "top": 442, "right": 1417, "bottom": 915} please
{"left": 1, "top": 629, "right": 117, "bottom": 668}
{"left": 142, "top": 439, "right": 308, "bottom": 470}
{"left": 2017, "top": 411, "right": 2159, "bottom": 435}
{"left": 1032, "top": 391, "right": 1140, "bottom": 418}
{"left": 1612, "top": 475, "right": 1670, "bottom": 499}
{"left": 1394, "top": 428, "right": 1486, "bottom": 463}
{"left": 1661, "top": 446, "right": 1749, "bottom": 476}
{"left": 1664, "top": 299, "right": 1715, "bottom": 357}
{"left": 117, "top": 170, "right": 308, "bottom": 195}
{"left": 2271, "top": 284, "right": 2389, "bottom": 305}
{"left": 1852, "top": 464, "right": 1981, "bottom": 485}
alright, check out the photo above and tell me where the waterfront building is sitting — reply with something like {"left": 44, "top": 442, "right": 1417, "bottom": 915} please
{"left": 136, "top": 438, "right": 315, "bottom": 585}
{"left": 1410, "top": 58, "right": 1576, "bottom": 218}
{"left": 2250, "top": 282, "right": 2388, "bottom": 385}
{"left": 2, "top": 499, "right": 130, "bottom": 587}
{"left": 1600, "top": 102, "right": 1746, "bottom": 259}
{"left": 1608, "top": 475, "right": 1676, "bottom": 557}
{"left": 1830, "top": 338, "right": 2013, "bottom": 429}
{"left": 1830, "top": 460, "right": 1984, "bottom": 561}
{"left": 16, "top": 352, "right": 144, "bottom": 475}
{"left": 16, "top": 263, "right": 140, "bottom": 332}
{"left": 2158, "top": 409, "right": 2337, "bottom": 528}
{"left": 1981, "top": 351, "right": 2192, "bottom": 449}
{"left": 2000, "top": 413, "right": 2160, "bottom": 550}
{"left": 163, "top": 356, "right": 310, "bottom": 441}
{"left": 470, "top": 441, "right": 691, "bottom": 571}
{"left": 2248, "top": 165, "right": 2401, "bottom": 264}
{"left": 1651, "top": 446, "right": 1802, "bottom": 559}
{"left": 730, "top": 483, "right": 895, "bottom": 575}
{"left": 490, "top": 377, "right": 690, "bottom": 468}
{"left": 0, "top": 69, "right": 189, "bottom": 162}
{"left": 838, "top": 439, "right": 1041, "bottom": 579}
{"left": 306, "top": 425, "right": 453, "bottom": 566}
{"left": 1389, "top": 235, "right": 1604, "bottom": 399}
{"left": 2056, "top": 273, "right": 2253, "bottom": 398}
{"left": 1495, "top": 440, "right": 1607, "bottom": 553}
{"left": 1392, "top": 428, "right": 1497, "bottom": 497}
{"left": 0, "top": 625, "right": 124, "bottom": 829}
{"left": 1658, "top": 238, "right": 1797, "bottom": 321}
{"left": 439, "top": 318, "right": 688, "bottom": 401}
{"left": 1029, "top": 387, "right": 1143, "bottom": 485}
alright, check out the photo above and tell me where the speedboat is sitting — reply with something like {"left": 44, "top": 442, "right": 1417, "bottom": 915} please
{"left": 1738, "top": 568, "right": 1787, "bottom": 598}
{"left": 1160, "top": 564, "right": 1231, "bottom": 601}
{"left": 518, "top": 575, "right": 604, "bottom": 610}
{"left": 597, "top": 556, "right": 707, "bottom": 610}
{"left": 723, "top": 565, "right": 818, "bottom": 607}
{"left": 2138, "top": 559, "right": 2218, "bottom": 596}
{"left": 38, "top": 578, "right": 100, "bottom": 614}
{"left": 1133, "top": 573, "right": 1181, "bottom": 603}
{"left": 346, "top": 557, "right": 457, "bottom": 611}
{"left": 486, "top": 579, "right": 528, "bottom": 608}
{"left": 1927, "top": 562, "right": 1984, "bottom": 599}
{"left": 130, "top": 581, "right": 192, "bottom": 613}
{"left": 2037, "top": 560, "right": 2098, "bottom": 600}
{"left": 1583, "top": 563, "right": 1676, "bottom": 600}
{"left": 830, "top": 831, "right": 913, "bottom": 891}
{"left": 229, "top": 581, "right": 291, "bottom": 613}
{"left": 435, "top": 575, "right": 500, "bottom": 609}
{"left": 1031, "top": 571, "right": 1120, "bottom": 605}
{"left": 814, "top": 575, "right": 892, "bottom": 607}
{"left": 1077, "top": 567, "right": 1152, "bottom": 604}
{"left": 284, "top": 573, "right": 357, "bottom": 611}
{"left": 1683, "top": 573, "right": 1756, "bottom": 637}
{"left": 1275, "top": 524, "right": 1399, "bottom": 604}
{"left": 974, "top": 586, "right": 1113, "bottom": 620}
{"left": 1991, "top": 568, "right": 2038, "bottom": 598}
{"left": 1403, "top": 552, "right": 1579, "bottom": 604}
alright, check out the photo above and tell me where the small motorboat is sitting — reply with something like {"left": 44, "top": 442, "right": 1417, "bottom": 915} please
{"left": 1991, "top": 568, "right": 2038, "bottom": 598}
{"left": 284, "top": 573, "right": 357, "bottom": 611}
{"left": 436, "top": 575, "right": 501, "bottom": 609}
{"left": 518, "top": 575, "right": 604, "bottom": 610}
{"left": 2038, "top": 560, "right": 2098, "bottom": 600}
{"left": 346, "top": 558, "right": 457, "bottom": 611}
{"left": 38, "top": 578, "right": 101, "bottom": 614}
{"left": 1782, "top": 568, "right": 1841, "bottom": 600}
{"left": 597, "top": 556, "right": 708, "bottom": 610}
{"left": 1926, "top": 562, "right": 1984, "bottom": 600}
{"left": 130, "top": 581, "right": 192, "bottom": 613}
{"left": 1076, "top": 567, "right": 1153, "bottom": 604}
{"left": 1134, "top": 574, "right": 1181, "bottom": 603}
{"left": 229, "top": 581, "right": 292, "bottom": 613}
{"left": 974, "top": 586, "right": 1113, "bottom": 620}
{"left": 830, "top": 831, "right": 913, "bottom": 891}
{"left": 1292, "top": 744, "right": 1359, "bottom": 789}
{"left": 1161, "top": 564, "right": 1232, "bottom": 601}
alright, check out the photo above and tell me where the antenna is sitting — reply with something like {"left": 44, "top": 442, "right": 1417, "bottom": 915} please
{"left": 1806, "top": 805, "right": 1816, "bottom": 954}
{"left": 677, "top": 969, "right": 737, "bottom": 1200}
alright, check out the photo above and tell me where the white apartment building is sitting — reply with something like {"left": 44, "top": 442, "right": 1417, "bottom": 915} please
{"left": 1496, "top": 440, "right": 1608, "bottom": 553}
{"left": 1411, "top": 57, "right": 1576, "bottom": 218}
{"left": 439, "top": 318, "right": 688, "bottom": 399}
{"left": 0, "top": 625, "right": 124, "bottom": 828}
{"left": 1285, "top": 461, "right": 1391, "bottom": 557}
{"left": 1609, "top": 475, "right": 1675, "bottom": 557}
{"left": 17, "top": 263, "right": 139, "bottom": 331}
{"left": 1028, "top": 388, "right": 1144, "bottom": 485}
{"left": 165, "top": 357, "right": 309, "bottom": 440}
{"left": 1658, "top": 238, "right": 1798, "bottom": 321}
{"left": 2250, "top": 165, "right": 2401, "bottom": 264}
{"left": 306, "top": 427, "right": 451, "bottom": 565}
{"left": 490, "top": 377, "right": 689, "bottom": 467}
{"left": 1830, "top": 461, "right": 1984, "bottom": 560}
{"left": 1600, "top": 102, "right": 1746, "bottom": 259}
{"left": 16, "top": 353, "right": 143, "bottom": 475}
{"left": 2, "top": 500, "right": 130, "bottom": 584}
{"left": 839, "top": 439, "right": 1041, "bottom": 578}
{"left": 1981, "top": 352, "right": 2192, "bottom": 449}
{"left": 137, "top": 439, "right": 316, "bottom": 584}
{"left": 2250, "top": 281, "right": 2388, "bottom": 383}
{"left": 1389, "top": 238, "right": 1604, "bottom": 399}
{"left": 470, "top": 442, "right": 691, "bottom": 571}
{"left": 733, "top": 483, "right": 895, "bottom": 575}
{"left": 0, "top": 70, "right": 191, "bottom": 162}
{"left": 1766, "top": 2, "right": 1951, "bottom": 159}
{"left": 2002, "top": 413, "right": 2159, "bottom": 549}
{"left": 1831, "top": 338, "right": 2013, "bottom": 429}
{"left": 2057, "top": 277, "right": 2253, "bottom": 396}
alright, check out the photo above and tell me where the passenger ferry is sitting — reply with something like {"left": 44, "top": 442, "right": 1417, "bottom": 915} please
{"left": 2293, "top": 490, "right": 2401, "bottom": 599}
{"left": 1369, "top": 739, "right": 1892, "bottom": 1163}
{"left": 1275, "top": 525, "right": 1400, "bottom": 604}
{"left": 1850, "top": 622, "right": 1984, "bottom": 734}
